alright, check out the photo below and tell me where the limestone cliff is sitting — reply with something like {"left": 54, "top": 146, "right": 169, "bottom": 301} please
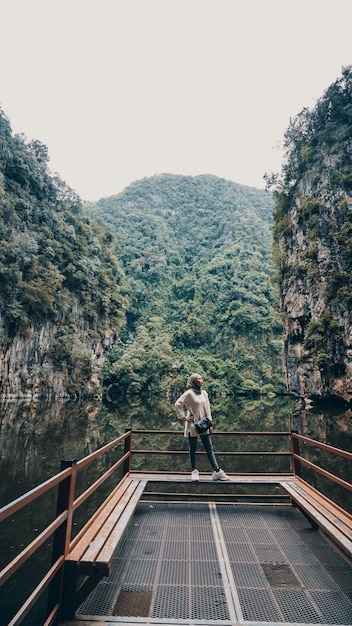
{"left": 0, "top": 108, "right": 127, "bottom": 399}
{"left": 272, "top": 67, "right": 352, "bottom": 403}
{"left": 0, "top": 315, "right": 115, "bottom": 400}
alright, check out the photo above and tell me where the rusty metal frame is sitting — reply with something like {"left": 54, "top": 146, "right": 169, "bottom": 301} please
{"left": 0, "top": 430, "right": 131, "bottom": 626}
{"left": 291, "top": 431, "right": 352, "bottom": 491}
{"left": 1, "top": 428, "right": 351, "bottom": 625}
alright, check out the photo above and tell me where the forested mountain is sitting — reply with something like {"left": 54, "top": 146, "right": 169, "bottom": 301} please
{"left": 85, "top": 175, "right": 285, "bottom": 396}
{"left": 0, "top": 108, "right": 128, "bottom": 397}
{"left": 268, "top": 66, "right": 352, "bottom": 403}
{"left": 2, "top": 70, "right": 351, "bottom": 403}
{"left": 0, "top": 106, "right": 284, "bottom": 399}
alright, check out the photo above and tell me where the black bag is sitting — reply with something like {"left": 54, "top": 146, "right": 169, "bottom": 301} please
{"left": 195, "top": 416, "right": 212, "bottom": 434}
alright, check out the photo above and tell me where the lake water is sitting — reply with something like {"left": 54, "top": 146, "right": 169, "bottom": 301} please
{"left": 1, "top": 394, "right": 352, "bottom": 507}
{"left": 1, "top": 394, "right": 351, "bottom": 625}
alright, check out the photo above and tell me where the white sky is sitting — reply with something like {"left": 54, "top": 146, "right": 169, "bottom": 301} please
{"left": 1, "top": 0, "right": 351, "bottom": 201}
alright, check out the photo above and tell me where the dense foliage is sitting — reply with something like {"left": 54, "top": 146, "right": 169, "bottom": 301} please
{"left": 269, "top": 66, "right": 352, "bottom": 251}
{"left": 0, "top": 107, "right": 286, "bottom": 397}
{"left": 267, "top": 67, "right": 352, "bottom": 381}
{"left": 0, "top": 108, "right": 128, "bottom": 385}
{"left": 85, "top": 174, "right": 285, "bottom": 395}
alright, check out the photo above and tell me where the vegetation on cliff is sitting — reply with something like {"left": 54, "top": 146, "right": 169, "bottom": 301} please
{"left": 0, "top": 107, "right": 285, "bottom": 397}
{"left": 266, "top": 66, "right": 352, "bottom": 399}
{"left": 0, "top": 108, "right": 128, "bottom": 392}
{"left": 85, "top": 174, "right": 285, "bottom": 395}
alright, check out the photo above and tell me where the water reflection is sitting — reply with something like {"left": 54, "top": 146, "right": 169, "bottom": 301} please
{"left": 0, "top": 400, "right": 101, "bottom": 507}
{"left": 1, "top": 394, "right": 352, "bottom": 625}
{"left": 1, "top": 394, "right": 351, "bottom": 508}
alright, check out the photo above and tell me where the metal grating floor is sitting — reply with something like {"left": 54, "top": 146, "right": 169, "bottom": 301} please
{"left": 76, "top": 502, "right": 352, "bottom": 625}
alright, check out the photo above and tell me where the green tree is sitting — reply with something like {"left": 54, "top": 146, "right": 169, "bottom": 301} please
{"left": 86, "top": 173, "right": 285, "bottom": 395}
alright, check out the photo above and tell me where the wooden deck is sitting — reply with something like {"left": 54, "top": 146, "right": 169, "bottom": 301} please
{"left": 59, "top": 479, "right": 352, "bottom": 626}
{"left": 59, "top": 470, "right": 352, "bottom": 623}
{"left": 131, "top": 471, "right": 296, "bottom": 483}
{"left": 1, "top": 429, "right": 351, "bottom": 626}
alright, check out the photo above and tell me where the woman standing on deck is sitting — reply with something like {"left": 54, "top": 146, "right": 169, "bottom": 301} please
{"left": 174, "top": 373, "right": 229, "bottom": 482}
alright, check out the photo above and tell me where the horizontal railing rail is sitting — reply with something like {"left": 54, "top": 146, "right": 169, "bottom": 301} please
{"left": 0, "top": 468, "right": 72, "bottom": 523}
{"left": 0, "top": 431, "right": 131, "bottom": 626}
{"left": 291, "top": 432, "right": 352, "bottom": 492}
{"left": 74, "top": 430, "right": 131, "bottom": 470}
{"left": 131, "top": 429, "right": 293, "bottom": 435}
{"left": 293, "top": 432, "right": 352, "bottom": 459}
{"left": 132, "top": 449, "right": 291, "bottom": 455}
{"left": 72, "top": 451, "right": 130, "bottom": 513}
{"left": 1, "top": 512, "right": 67, "bottom": 586}
{"left": 1, "top": 428, "right": 351, "bottom": 626}
{"left": 129, "top": 430, "right": 293, "bottom": 473}
{"left": 293, "top": 454, "right": 352, "bottom": 491}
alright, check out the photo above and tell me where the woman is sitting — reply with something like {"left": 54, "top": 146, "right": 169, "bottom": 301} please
{"left": 174, "top": 373, "right": 229, "bottom": 481}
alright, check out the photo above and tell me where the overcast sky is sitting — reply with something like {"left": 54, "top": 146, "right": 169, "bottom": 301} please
{"left": 1, "top": 0, "right": 351, "bottom": 201}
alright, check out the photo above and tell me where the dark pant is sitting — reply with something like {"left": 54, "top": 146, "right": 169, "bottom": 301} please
{"left": 188, "top": 434, "right": 219, "bottom": 471}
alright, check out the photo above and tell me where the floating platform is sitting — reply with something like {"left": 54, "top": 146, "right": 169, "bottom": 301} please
{"left": 65, "top": 500, "right": 352, "bottom": 626}
{"left": 2, "top": 430, "right": 351, "bottom": 626}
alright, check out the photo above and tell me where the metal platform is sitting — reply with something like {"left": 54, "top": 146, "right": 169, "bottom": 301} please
{"left": 73, "top": 502, "right": 352, "bottom": 626}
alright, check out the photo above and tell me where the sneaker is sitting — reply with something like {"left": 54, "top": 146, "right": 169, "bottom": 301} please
{"left": 212, "top": 469, "right": 229, "bottom": 481}
{"left": 191, "top": 469, "right": 200, "bottom": 481}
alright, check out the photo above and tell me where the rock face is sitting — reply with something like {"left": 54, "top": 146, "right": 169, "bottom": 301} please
{"left": 281, "top": 172, "right": 352, "bottom": 402}
{"left": 0, "top": 108, "right": 127, "bottom": 400}
{"left": 275, "top": 68, "right": 352, "bottom": 403}
{"left": 0, "top": 317, "right": 114, "bottom": 400}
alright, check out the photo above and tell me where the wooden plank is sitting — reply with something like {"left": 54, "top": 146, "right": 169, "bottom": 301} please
{"left": 143, "top": 491, "right": 288, "bottom": 498}
{"left": 80, "top": 480, "right": 144, "bottom": 565}
{"left": 131, "top": 471, "right": 294, "bottom": 483}
{"left": 284, "top": 480, "right": 352, "bottom": 541}
{"left": 93, "top": 479, "right": 147, "bottom": 568}
{"left": 68, "top": 473, "right": 134, "bottom": 556}
{"left": 66, "top": 476, "right": 134, "bottom": 564}
{"left": 283, "top": 482, "right": 351, "bottom": 542}
{"left": 294, "top": 477, "right": 352, "bottom": 529}
{"left": 281, "top": 481, "right": 352, "bottom": 556}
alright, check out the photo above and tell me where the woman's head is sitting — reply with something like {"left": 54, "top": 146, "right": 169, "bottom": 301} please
{"left": 187, "top": 373, "right": 203, "bottom": 393}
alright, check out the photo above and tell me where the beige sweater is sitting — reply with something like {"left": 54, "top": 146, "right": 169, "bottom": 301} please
{"left": 174, "top": 388, "right": 212, "bottom": 437}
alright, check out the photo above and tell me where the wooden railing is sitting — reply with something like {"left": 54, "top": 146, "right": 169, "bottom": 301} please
{"left": 0, "top": 431, "right": 131, "bottom": 626}
{"left": 129, "top": 429, "right": 293, "bottom": 480}
{"left": 291, "top": 431, "right": 352, "bottom": 498}
{"left": 1, "top": 429, "right": 351, "bottom": 625}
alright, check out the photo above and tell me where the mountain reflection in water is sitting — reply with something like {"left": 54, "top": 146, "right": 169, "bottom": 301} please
{"left": 1, "top": 395, "right": 351, "bottom": 626}
{"left": 1, "top": 394, "right": 351, "bottom": 508}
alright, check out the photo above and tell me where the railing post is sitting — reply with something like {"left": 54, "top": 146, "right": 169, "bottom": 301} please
{"left": 290, "top": 431, "right": 301, "bottom": 477}
{"left": 124, "top": 429, "right": 132, "bottom": 475}
{"left": 47, "top": 458, "right": 77, "bottom": 622}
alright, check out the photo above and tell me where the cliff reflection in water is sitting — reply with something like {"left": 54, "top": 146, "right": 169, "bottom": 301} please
{"left": 1, "top": 394, "right": 352, "bottom": 625}
{"left": 1, "top": 394, "right": 351, "bottom": 509}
